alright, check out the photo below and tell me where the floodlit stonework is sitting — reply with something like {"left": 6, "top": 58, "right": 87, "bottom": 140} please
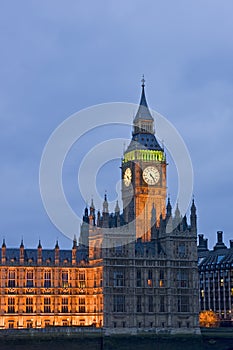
{"left": 0, "top": 81, "right": 200, "bottom": 333}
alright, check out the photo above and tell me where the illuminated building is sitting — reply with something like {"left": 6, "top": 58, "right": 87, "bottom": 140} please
{"left": 0, "top": 237, "right": 103, "bottom": 329}
{"left": 0, "top": 81, "right": 200, "bottom": 333}
{"left": 198, "top": 231, "right": 233, "bottom": 323}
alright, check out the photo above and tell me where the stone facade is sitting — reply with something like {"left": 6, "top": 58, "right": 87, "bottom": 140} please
{"left": 0, "top": 81, "right": 200, "bottom": 333}
{"left": 0, "top": 239, "right": 103, "bottom": 329}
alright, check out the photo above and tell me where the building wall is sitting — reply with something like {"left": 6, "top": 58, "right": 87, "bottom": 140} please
{"left": 198, "top": 232, "right": 233, "bottom": 321}
{"left": 0, "top": 262, "right": 103, "bottom": 329}
{"left": 102, "top": 229, "right": 200, "bottom": 333}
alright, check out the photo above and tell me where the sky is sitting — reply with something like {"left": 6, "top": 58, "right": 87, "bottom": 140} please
{"left": 0, "top": 0, "right": 233, "bottom": 250}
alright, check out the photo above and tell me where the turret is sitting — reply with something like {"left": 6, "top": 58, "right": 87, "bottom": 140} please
{"left": 20, "top": 239, "right": 24, "bottom": 265}
{"left": 190, "top": 198, "right": 197, "bottom": 233}
{"left": 72, "top": 235, "right": 77, "bottom": 265}
{"left": 151, "top": 204, "right": 156, "bottom": 227}
{"left": 80, "top": 207, "right": 90, "bottom": 246}
{"left": 173, "top": 203, "right": 181, "bottom": 229}
{"left": 83, "top": 206, "right": 89, "bottom": 224}
{"left": 37, "top": 240, "right": 42, "bottom": 264}
{"left": 165, "top": 198, "right": 173, "bottom": 233}
{"left": 102, "top": 194, "right": 109, "bottom": 228}
{"left": 1, "top": 239, "right": 6, "bottom": 264}
{"left": 166, "top": 197, "right": 172, "bottom": 220}
{"left": 114, "top": 200, "right": 120, "bottom": 227}
{"left": 89, "top": 199, "right": 96, "bottom": 226}
{"left": 97, "top": 210, "right": 101, "bottom": 227}
{"left": 55, "top": 240, "right": 59, "bottom": 265}
{"left": 181, "top": 214, "right": 188, "bottom": 231}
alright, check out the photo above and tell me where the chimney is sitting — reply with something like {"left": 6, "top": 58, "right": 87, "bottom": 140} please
{"left": 198, "top": 234, "right": 204, "bottom": 246}
{"left": 217, "top": 231, "right": 223, "bottom": 244}
{"left": 197, "top": 234, "right": 208, "bottom": 252}
{"left": 214, "top": 231, "right": 227, "bottom": 251}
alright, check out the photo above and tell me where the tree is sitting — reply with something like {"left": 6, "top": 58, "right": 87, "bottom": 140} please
{"left": 199, "top": 310, "right": 219, "bottom": 328}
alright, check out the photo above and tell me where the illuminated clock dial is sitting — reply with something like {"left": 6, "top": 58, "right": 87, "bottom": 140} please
{"left": 143, "top": 166, "right": 160, "bottom": 185}
{"left": 124, "top": 167, "right": 132, "bottom": 187}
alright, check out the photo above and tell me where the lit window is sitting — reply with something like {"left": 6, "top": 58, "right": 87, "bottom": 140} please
{"left": 8, "top": 270, "right": 16, "bottom": 288}
{"left": 147, "top": 279, "right": 152, "bottom": 287}
{"left": 147, "top": 270, "right": 153, "bottom": 287}
{"left": 26, "top": 298, "right": 33, "bottom": 313}
{"left": 79, "top": 297, "right": 85, "bottom": 313}
{"left": 26, "top": 271, "right": 34, "bottom": 288}
{"left": 61, "top": 271, "right": 69, "bottom": 288}
{"left": 62, "top": 298, "right": 69, "bottom": 313}
{"left": 78, "top": 271, "right": 86, "bottom": 288}
{"left": 8, "top": 298, "right": 15, "bottom": 313}
{"left": 44, "top": 271, "right": 51, "bottom": 288}
{"left": 44, "top": 298, "right": 51, "bottom": 313}
{"left": 159, "top": 270, "right": 165, "bottom": 287}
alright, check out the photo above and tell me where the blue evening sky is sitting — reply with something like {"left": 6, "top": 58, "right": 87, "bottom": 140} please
{"left": 0, "top": 0, "right": 232, "bottom": 249}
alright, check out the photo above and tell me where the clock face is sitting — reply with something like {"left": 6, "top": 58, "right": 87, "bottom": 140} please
{"left": 143, "top": 166, "right": 160, "bottom": 185}
{"left": 124, "top": 167, "right": 132, "bottom": 187}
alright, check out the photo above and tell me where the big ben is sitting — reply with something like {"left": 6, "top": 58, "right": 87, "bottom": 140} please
{"left": 122, "top": 78, "right": 167, "bottom": 241}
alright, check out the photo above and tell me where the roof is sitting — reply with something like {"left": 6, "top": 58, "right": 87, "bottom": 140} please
{"left": 198, "top": 247, "right": 233, "bottom": 270}
{"left": 0, "top": 247, "right": 88, "bottom": 266}
{"left": 133, "top": 83, "right": 153, "bottom": 122}
{"left": 126, "top": 133, "right": 163, "bottom": 152}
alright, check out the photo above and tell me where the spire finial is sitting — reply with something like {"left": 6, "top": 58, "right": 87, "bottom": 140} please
{"left": 2, "top": 238, "right": 6, "bottom": 248}
{"left": 55, "top": 239, "right": 59, "bottom": 249}
{"left": 38, "top": 239, "right": 42, "bottom": 249}
{"left": 141, "top": 74, "right": 145, "bottom": 87}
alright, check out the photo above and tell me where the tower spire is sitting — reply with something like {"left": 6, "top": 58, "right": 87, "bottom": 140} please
{"left": 141, "top": 74, "right": 145, "bottom": 87}
{"left": 134, "top": 76, "right": 153, "bottom": 124}
{"left": 138, "top": 74, "right": 149, "bottom": 108}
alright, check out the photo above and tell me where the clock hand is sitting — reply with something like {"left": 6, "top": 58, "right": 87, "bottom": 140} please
{"left": 150, "top": 173, "right": 155, "bottom": 181}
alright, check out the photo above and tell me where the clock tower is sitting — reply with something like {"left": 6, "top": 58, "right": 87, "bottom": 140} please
{"left": 122, "top": 78, "right": 167, "bottom": 241}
